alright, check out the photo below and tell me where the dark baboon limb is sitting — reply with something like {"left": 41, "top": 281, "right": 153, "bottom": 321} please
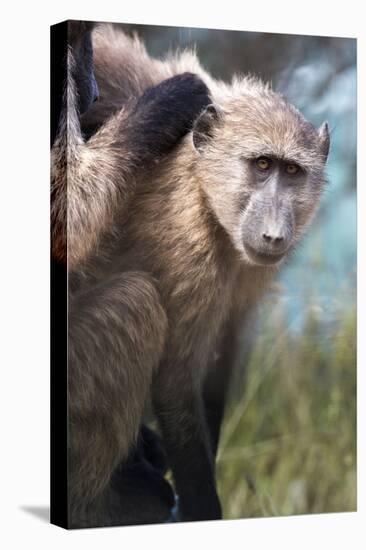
{"left": 153, "top": 360, "right": 222, "bottom": 522}
{"left": 203, "top": 316, "right": 241, "bottom": 458}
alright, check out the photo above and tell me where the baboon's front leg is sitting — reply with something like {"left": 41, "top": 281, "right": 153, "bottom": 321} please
{"left": 153, "top": 361, "right": 222, "bottom": 522}
{"left": 203, "top": 317, "right": 239, "bottom": 458}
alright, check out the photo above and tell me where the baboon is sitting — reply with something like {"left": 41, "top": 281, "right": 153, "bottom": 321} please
{"left": 50, "top": 21, "right": 211, "bottom": 527}
{"left": 78, "top": 25, "right": 330, "bottom": 523}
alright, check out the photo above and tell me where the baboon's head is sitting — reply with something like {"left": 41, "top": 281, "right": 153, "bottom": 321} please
{"left": 191, "top": 78, "right": 330, "bottom": 267}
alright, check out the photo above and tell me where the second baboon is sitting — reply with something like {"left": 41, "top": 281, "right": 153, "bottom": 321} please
{"left": 51, "top": 21, "right": 211, "bottom": 527}
{"left": 80, "top": 25, "right": 330, "bottom": 523}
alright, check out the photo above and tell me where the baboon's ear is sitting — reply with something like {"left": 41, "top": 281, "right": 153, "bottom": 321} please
{"left": 193, "top": 104, "right": 222, "bottom": 153}
{"left": 318, "top": 121, "right": 330, "bottom": 162}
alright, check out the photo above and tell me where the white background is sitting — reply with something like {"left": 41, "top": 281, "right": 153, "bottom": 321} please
{"left": 0, "top": 1, "right": 364, "bottom": 548}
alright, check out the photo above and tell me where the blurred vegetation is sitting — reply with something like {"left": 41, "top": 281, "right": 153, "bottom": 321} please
{"left": 217, "top": 295, "right": 356, "bottom": 518}
{"left": 116, "top": 23, "right": 357, "bottom": 518}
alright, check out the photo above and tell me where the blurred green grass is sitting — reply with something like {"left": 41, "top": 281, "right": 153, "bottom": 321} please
{"left": 217, "top": 295, "right": 356, "bottom": 519}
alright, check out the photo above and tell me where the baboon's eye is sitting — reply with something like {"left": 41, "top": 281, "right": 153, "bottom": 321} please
{"left": 286, "top": 163, "right": 300, "bottom": 175}
{"left": 255, "top": 157, "right": 272, "bottom": 171}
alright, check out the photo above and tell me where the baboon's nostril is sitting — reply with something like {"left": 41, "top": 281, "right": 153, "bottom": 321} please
{"left": 262, "top": 233, "right": 285, "bottom": 246}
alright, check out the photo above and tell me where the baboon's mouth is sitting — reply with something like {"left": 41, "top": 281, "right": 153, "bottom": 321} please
{"left": 243, "top": 242, "right": 287, "bottom": 266}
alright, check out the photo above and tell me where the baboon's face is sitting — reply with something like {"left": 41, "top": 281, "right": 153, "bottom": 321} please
{"left": 192, "top": 93, "right": 330, "bottom": 267}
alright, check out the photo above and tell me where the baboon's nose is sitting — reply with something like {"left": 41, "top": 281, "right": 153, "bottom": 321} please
{"left": 262, "top": 232, "right": 285, "bottom": 246}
